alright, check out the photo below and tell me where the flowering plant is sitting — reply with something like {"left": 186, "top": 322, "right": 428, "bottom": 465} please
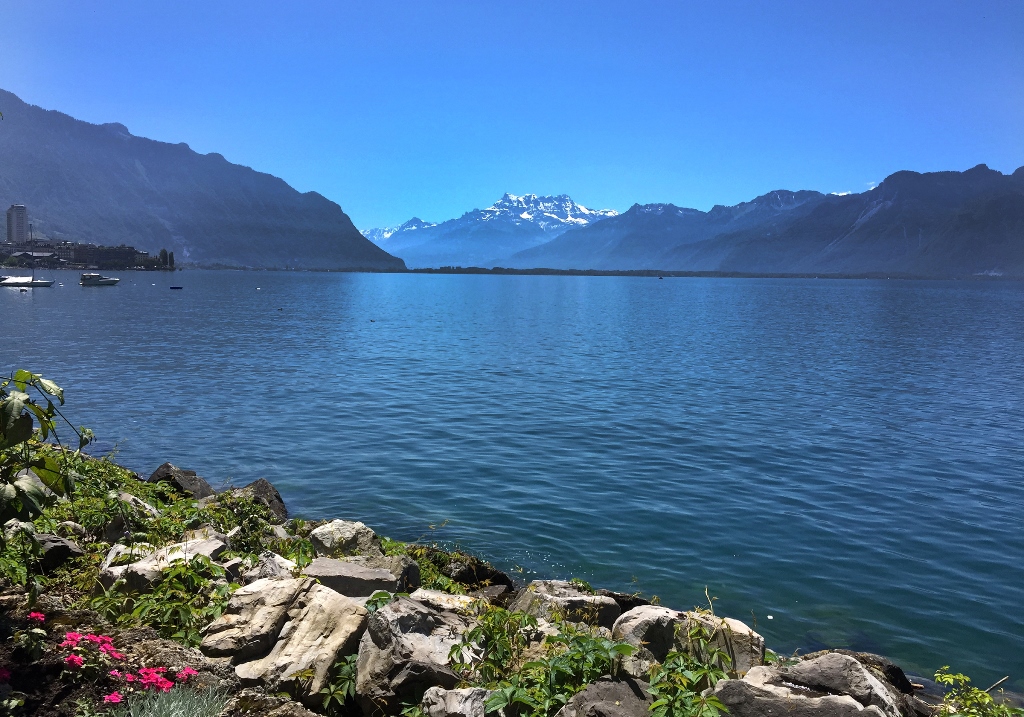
{"left": 60, "top": 632, "right": 125, "bottom": 681}
{"left": 12, "top": 611, "right": 48, "bottom": 661}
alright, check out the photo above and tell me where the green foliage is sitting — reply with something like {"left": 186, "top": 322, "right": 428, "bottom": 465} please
{"left": 365, "top": 590, "right": 394, "bottom": 613}
{"left": 320, "top": 653, "right": 359, "bottom": 716}
{"left": 269, "top": 535, "right": 314, "bottom": 569}
{"left": 92, "top": 555, "right": 237, "bottom": 646}
{"left": 404, "top": 544, "right": 467, "bottom": 594}
{"left": 1, "top": 370, "right": 90, "bottom": 527}
{"left": 108, "top": 687, "right": 229, "bottom": 717}
{"left": 646, "top": 619, "right": 731, "bottom": 717}
{"left": 450, "top": 601, "right": 640, "bottom": 717}
{"left": 216, "top": 492, "right": 274, "bottom": 555}
{"left": 451, "top": 604, "right": 538, "bottom": 685}
{"left": 568, "top": 578, "right": 595, "bottom": 595}
{"left": 935, "top": 667, "right": 1024, "bottom": 717}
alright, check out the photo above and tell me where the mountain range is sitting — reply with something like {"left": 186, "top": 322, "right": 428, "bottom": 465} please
{"left": 503, "top": 166, "right": 1024, "bottom": 276}
{"left": 362, "top": 194, "right": 617, "bottom": 268}
{"left": 0, "top": 89, "right": 403, "bottom": 270}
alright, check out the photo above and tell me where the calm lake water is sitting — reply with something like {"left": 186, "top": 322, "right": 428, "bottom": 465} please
{"left": 3, "top": 269, "right": 1023, "bottom": 687}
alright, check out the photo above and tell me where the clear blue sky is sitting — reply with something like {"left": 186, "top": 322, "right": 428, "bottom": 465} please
{"left": 1, "top": 1, "right": 1022, "bottom": 230}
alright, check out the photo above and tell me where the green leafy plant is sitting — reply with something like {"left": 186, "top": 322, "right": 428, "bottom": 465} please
{"left": 646, "top": 618, "right": 731, "bottom": 717}
{"left": 934, "top": 667, "right": 1024, "bottom": 717}
{"left": 451, "top": 604, "right": 538, "bottom": 685}
{"left": 483, "top": 617, "right": 635, "bottom": 717}
{"left": 365, "top": 590, "right": 394, "bottom": 613}
{"left": 320, "top": 653, "right": 359, "bottom": 716}
{"left": 91, "top": 555, "right": 236, "bottom": 646}
{"left": 1, "top": 370, "right": 90, "bottom": 528}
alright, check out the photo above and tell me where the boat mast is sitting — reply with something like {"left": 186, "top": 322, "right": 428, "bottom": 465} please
{"left": 30, "top": 223, "right": 35, "bottom": 282}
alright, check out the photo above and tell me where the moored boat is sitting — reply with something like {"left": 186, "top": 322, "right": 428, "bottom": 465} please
{"left": 0, "top": 276, "right": 55, "bottom": 288}
{"left": 80, "top": 273, "right": 120, "bottom": 286}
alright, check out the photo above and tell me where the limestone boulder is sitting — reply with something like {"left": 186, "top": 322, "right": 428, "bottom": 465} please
{"left": 234, "top": 583, "right": 367, "bottom": 702}
{"left": 310, "top": 519, "right": 382, "bottom": 557}
{"left": 241, "top": 552, "right": 296, "bottom": 584}
{"left": 780, "top": 653, "right": 903, "bottom": 716}
{"left": 122, "top": 536, "right": 227, "bottom": 593}
{"left": 411, "top": 588, "right": 480, "bottom": 614}
{"left": 226, "top": 478, "right": 287, "bottom": 522}
{"left": 611, "top": 605, "right": 764, "bottom": 678}
{"left": 303, "top": 555, "right": 419, "bottom": 597}
{"left": 510, "top": 580, "right": 620, "bottom": 629}
{"left": 422, "top": 687, "right": 493, "bottom": 717}
{"left": 217, "top": 688, "right": 322, "bottom": 717}
{"left": 356, "top": 596, "right": 475, "bottom": 713}
{"left": 555, "top": 677, "right": 654, "bottom": 717}
{"left": 148, "top": 462, "right": 216, "bottom": 499}
{"left": 36, "top": 533, "right": 84, "bottom": 572}
{"left": 201, "top": 577, "right": 368, "bottom": 705}
{"left": 714, "top": 677, "right": 889, "bottom": 717}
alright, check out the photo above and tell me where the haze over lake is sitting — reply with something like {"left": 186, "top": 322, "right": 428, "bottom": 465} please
{"left": 3, "top": 270, "right": 1023, "bottom": 688}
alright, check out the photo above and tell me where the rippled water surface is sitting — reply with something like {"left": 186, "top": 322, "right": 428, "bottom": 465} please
{"left": 3, "top": 270, "right": 1023, "bottom": 686}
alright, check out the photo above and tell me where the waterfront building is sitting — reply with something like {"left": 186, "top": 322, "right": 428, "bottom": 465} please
{"left": 6, "top": 204, "right": 27, "bottom": 244}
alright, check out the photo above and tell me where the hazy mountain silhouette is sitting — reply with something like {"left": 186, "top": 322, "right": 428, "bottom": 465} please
{"left": 508, "top": 166, "right": 1024, "bottom": 277}
{"left": 363, "top": 193, "right": 617, "bottom": 268}
{"left": 0, "top": 89, "right": 404, "bottom": 270}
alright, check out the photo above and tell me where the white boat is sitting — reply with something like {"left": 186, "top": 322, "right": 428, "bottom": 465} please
{"left": 80, "top": 273, "right": 120, "bottom": 286}
{"left": 0, "top": 276, "right": 55, "bottom": 288}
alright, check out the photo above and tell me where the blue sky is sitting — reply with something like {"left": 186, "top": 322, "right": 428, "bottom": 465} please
{"left": 1, "top": 1, "right": 1022, "bottom": 229}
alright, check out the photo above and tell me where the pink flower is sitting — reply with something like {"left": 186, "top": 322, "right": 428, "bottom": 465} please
{"left": 0, "top": 667, "right": 11, "bottom": 682}
{"left": 27, "top": 612, "right": 45, "bottom": 623}
{"left": 103, "top": 692, "right": 123, "bottom": 704}
{"left": 99, "top": 644, "right": 125, "bottom": 660}
{"left": 64, "top": 654, "right": 85, "bottom": 668}
{"left": 61, "top": 632, "right": 83, "bottom": 648}
{"left": 175, "top": 666, "right": 199, "bottom": 681}
{"left": 109, "top": 670, "right": 122, "bottom": 678}
{"left": 125, "top": 674, "right": 137, "bottom": 682}
{"left": 139, "top": 667, "right": 174, "bottom": 692}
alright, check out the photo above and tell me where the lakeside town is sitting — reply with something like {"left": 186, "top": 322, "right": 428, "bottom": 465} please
{"left": 3, "top": 203, "right": 173, "bottom": 271}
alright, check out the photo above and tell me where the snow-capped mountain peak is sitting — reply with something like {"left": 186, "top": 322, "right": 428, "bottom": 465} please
{"left": 361, "top": 217, "right": 437, "bottom": 244}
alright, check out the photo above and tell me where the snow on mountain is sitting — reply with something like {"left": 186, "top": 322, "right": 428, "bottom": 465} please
{"left": 361, "top": 194, "right": 616, "bottom": 247}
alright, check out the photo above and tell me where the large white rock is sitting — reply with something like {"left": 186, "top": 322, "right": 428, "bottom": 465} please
{"left": 422, "top": 687, "right": 493, "bottom": 717}
{"left": 509, "top": 580, "right": 620, "bottom": 629}
{"left": 410, "top": 588, "right": 480, "bottom": 614}
{"left": 611, "top": 605, "right": 764, "bottom": 678}
{"left": 122, "top": 536, "right": 227, "bottom": 593}
{"left": 714, "top": 677, "right": 888, "bottom": 717}
{"left": 356, "top": 596, "right": 475, "bottom": 713}
{"left": 310, "top": 519, "right": 383, "bottom": 557}
{"left": 201, "top": 576, "right": 368, "bottom": 705}
{"left": 241, "top": 552, "right": 297, "bottom": 584}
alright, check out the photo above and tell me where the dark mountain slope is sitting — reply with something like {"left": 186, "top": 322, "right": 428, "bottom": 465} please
{"left": 510, "top": 166, "right": 1024, "bottom": 277}
{"left": 507, "top": 190, "right": 825, "bottom": 270}
{"left": 0, "top": 89, "right": 404, "bottom": 270}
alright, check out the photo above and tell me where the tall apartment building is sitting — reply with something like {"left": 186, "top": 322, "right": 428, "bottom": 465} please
{"left": 6, "top": 204, "right": 28, "bottom": 244}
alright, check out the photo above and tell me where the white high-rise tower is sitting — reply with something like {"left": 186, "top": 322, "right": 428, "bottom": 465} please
{"left": 6, "top": 204, "right": 28, "bottom": 244}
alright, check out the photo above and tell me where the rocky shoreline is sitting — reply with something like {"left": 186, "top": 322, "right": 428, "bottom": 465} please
{"left": 1, "top": 458, "right": 1018, "bottom": 717}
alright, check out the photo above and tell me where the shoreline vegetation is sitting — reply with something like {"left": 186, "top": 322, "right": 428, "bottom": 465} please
{"left": 2, "top": 372, "right": 1022, "bottom": 717}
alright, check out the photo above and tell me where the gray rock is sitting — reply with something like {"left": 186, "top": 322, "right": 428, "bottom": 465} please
{"left": 148, "top": 462, "right": 216, "bottom": 499}
{"left": 183, "top": 526, "right": 228, "bottom": 543}
{"left": 781, "top": 653, "right": 902, "bottom": 716}
{"left": 422, "top": 687, "right": 493, "bottom": 717}
{"left": 596, "top": 589, "right": 649, "bottom": 613}
{"left": 310, "top": 519, "right": 382, "bottom": 557}
{"left": 218, "top": 689, "right": 321, "bottom": 717}
{"left": 57, "top": 521, "right": 87, "bottom": 538}
{"left": 241, "top": 552, "right": 296, "bottom": 584}
{"left": 234, "top": 582, "right": 368, "bottom": 704}
{"left": 227, "top": 478, "right": 287, "bottom": 522}
{"left": 202, "top": 577, "right": 307, "bottom": 661}
{"left": 468, "top": 584, "right": 512, "bottom": 605}
{"left": 123, "top": 536, "right": 227, "bottom": 593}
{"left": 410, "top": 588, "right": 481, "bottom": 614}
{"left": 555, "top": 677, "right": 654, "bottom": 717}
{"left": 36, "top": 533, "right": 84, "bottom": 572}
{"left": 356, "top": 596, "right": 475, "bottom": 713}
{"left": 222, "top": 557, "right": 244, "bottom": 582}
{"left": 270, "top": 524, "right": 291, "bottom": 540}
{"left": 303, "top": 557, "right": 403, "bottom": 597}
{"left": 100, "top": 542, "right": 155, "bottom": 571}
{"left": 611, "top": 605, "right": 764, "bottom": 678}
{"left": 510, "top": 580, "right": 621, "bottom": 629}
{"left": 714, "top": 677, "right": 888, "bottom": 717}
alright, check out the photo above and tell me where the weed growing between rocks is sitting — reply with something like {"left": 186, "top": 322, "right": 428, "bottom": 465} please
{"left": 935, "top": 667, "right": 1024, "bottom": 717}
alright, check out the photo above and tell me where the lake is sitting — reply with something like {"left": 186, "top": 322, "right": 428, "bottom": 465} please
{"left": 3, "top": 269, "right": 1023, "bottom": 688}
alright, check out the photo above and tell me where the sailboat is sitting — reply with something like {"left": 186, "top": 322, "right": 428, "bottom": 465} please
{"left": 0, "top": 224, "right": 55, "bottom": 288}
